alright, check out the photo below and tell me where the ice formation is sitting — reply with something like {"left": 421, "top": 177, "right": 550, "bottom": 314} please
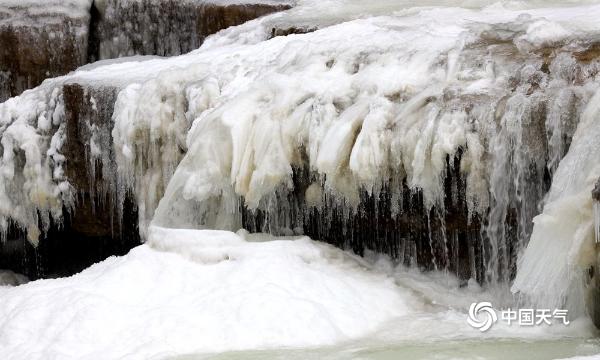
{"left": 0, "top": 85, "right": 71, "bottom": 245}
{"left": 141, "top": 1, "right": 600, "bottom": 286}
{"left": 512, "top": 88, "right": 600, "bottom": 314}
{"left": 0, "top": 56, "right": 169, "bottom": 244}
{"left": 3, "top": 0, "right": 600, "bottom": 323}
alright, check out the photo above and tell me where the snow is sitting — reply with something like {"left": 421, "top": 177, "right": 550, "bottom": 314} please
{"left": 0, "top": 227, "right": 411, "bottom": 359}
{"left": 560, "top": 356, "right": 600, "bottom": 360}
{"left": 0, "top": 227, "right": 595, "bottom": 359}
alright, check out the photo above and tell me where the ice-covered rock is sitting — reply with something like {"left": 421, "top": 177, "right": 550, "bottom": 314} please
{"left": 0, "top": 0, "right": 293, "bottom": 277}
{"left": 512, "top": 88, "right": 600, "bottom": 318}
{"left": 139, "top": 3, "right": 600, "bottom": 286}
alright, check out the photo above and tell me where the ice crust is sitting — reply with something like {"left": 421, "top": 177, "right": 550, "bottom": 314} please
{"left": 0, "top": 1, "right": 92, "bottom": 26}
{"left": 0, "top": 85, "right": 71, "bottom": 245}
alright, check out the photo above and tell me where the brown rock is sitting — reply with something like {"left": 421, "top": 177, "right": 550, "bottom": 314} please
{"left": 93, "top": 0, "right": 292, "bottom": 59}
{"left": 1, "top": 1, "right": 292, "bottom": 100}
{"left": 0, "top": 5, "right": 89, "bottom": 102}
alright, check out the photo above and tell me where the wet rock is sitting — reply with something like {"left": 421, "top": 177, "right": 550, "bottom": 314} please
{"left": 0, "top": 269, "right": 28, "bottom": 286}
{"left": 574, "top": 42, "right": 600, "bottom": 63}
{"left": 585, "top": 262, "right": 600, "bottom": 329}
{"left": 270, "top": 25, "right": 317, "bottom": 38}
{"left": 593, "top": 179, "right": 600, "bottom": 202}
{"left": 241, "top": 152, "right": 486, "bottom": 282}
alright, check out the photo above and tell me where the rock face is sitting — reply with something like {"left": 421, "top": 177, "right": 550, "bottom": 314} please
{"left": 590, "top": 180, "right": 600, "bottom": 328}
{"left": 62, "top": 83, "right": 138, "bottom": 241}
{"left": 587, "top": 256, "right": 600, "bottom": 329}
{"left": 593, "top": 180, "right": 600, "bottom": 203}
{"left": 94, "top": 0, "right": 292, "bottom": 59}
{"left": 0, "top": 0, "right": 291, "bottom": 102}
{"left": 0, "top": 2, "right": 90, "bottom": 102}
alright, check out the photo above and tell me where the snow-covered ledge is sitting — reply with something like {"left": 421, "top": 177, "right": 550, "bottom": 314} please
{"left": 0, "top": 0, "right": 292, "bottom": 101}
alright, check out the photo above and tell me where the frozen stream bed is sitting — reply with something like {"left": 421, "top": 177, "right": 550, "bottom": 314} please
{"left": 0, "top": 228, "right": 598, "bottom": 359}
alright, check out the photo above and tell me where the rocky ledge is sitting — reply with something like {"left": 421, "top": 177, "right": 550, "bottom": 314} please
{"left": 0, "top": 0, "right": 292, "bottom": 102}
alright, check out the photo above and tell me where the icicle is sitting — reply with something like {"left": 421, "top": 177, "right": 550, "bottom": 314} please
{"left": 593, "top": 180, "right": 600, "bottom": 244}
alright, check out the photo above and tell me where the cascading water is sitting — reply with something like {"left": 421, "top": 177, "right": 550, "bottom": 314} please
{"left": 512, "top": 87, "right": 600, "bottom": 315}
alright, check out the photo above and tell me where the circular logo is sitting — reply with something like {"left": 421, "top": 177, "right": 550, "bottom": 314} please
{"left": 467, "top": 302, "right": 497, "bottom": 332}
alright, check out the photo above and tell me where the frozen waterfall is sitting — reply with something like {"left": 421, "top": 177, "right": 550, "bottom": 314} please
{"left": 2, "top": 0, "right": 600, "bottom": 326}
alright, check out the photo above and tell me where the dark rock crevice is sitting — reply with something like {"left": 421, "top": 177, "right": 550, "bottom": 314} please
{"left": 0, "top": 196, "right": 139, "bottom": 280}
